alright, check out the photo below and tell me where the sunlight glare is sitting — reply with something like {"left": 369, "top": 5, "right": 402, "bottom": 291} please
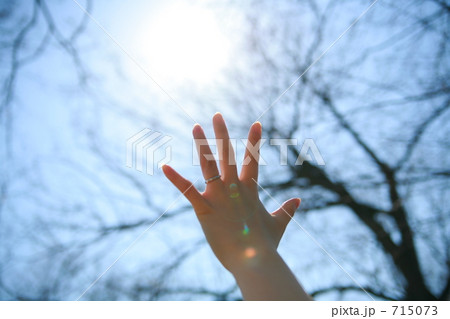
{"left": 142, "top": 4, "right": 230, "bottom": 85}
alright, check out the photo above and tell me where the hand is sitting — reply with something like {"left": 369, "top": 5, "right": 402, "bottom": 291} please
{"left": 162, "top": 113, "right": 301, "bottom": 273}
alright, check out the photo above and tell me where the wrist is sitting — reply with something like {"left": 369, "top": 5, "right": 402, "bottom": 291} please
{"left": 229, "top": 248, "right": 312, "bottom": 301}
{"left": 227, "top": 246, "right": 280, "bottom": 276}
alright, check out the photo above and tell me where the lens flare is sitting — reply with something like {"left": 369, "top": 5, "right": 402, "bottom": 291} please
{"left": 229, "top": 183, "right": 240, "bottom": 199}
{"left": 244, "top": 247, "right": 256, "bottom": 258}
{"left": 242, "top": 223, "right": 249, "bottom": 235}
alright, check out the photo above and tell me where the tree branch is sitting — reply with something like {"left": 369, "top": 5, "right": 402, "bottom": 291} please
{"left": 310, "top": 285, "right": 397, "bottom": 301}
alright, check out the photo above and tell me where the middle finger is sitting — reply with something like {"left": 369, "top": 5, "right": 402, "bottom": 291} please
{"left": 212, "top": 113, "right": 238, "bottom": 182}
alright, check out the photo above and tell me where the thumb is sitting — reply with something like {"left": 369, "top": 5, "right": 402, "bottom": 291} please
{"left": 271, "top": 198, "right": 301, "bottom": 231}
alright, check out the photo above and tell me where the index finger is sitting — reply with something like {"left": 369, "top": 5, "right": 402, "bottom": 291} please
{"left": 240, "top": 121, "right": 262, "bottom": 187}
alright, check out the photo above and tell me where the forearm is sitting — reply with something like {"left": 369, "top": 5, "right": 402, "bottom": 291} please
{"left": 230, "top": 249, "right": 312, "bottom": 301}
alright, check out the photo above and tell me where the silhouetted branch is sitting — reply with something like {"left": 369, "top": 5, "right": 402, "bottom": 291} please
{"left": 396, "top": 100, "right": 450, "bottom": 170}
{"left": 310, "top": 285, "right": 397, "bottom": 301}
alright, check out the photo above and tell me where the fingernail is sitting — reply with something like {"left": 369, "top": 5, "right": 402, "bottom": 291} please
{"left": 254, "top": 121, "right": 262, "bottom": 132}
{"left": 193, "top": 123, "right": 202, "bottom": 133}
{"left": 213, "top": 112, "right": 224, "bottom": 121}
{"left": 295, "top": 198, "right": 301, "bottom": 208}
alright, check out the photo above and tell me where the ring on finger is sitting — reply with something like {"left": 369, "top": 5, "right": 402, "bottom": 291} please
{"left": 205, "top": 175, "right": 221, "bottom": 184}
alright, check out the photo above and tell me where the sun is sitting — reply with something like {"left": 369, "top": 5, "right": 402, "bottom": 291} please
{"left": 138, "top": 4, "right": 230, "bottom": 86}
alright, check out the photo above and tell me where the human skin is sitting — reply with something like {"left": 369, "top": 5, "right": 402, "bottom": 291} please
{"left": 162, "top": 113, "right": 311, "bottom": 301}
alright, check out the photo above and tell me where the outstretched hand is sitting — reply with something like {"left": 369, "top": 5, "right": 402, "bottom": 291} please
{"left": 162, "top": 113, "right": 301, "bottom": 273}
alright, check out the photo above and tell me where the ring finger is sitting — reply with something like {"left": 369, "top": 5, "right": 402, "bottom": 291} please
{"left": 193, "top": 124, "right": 221, "bottom": 186}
